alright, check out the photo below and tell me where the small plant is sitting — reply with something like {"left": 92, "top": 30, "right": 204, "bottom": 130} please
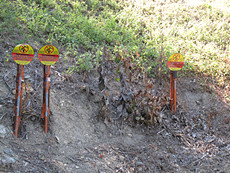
{"left": 3, "top": 53, "right": 10, "bottom": 62}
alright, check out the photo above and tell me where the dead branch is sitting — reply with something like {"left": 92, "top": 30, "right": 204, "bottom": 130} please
{"left": 0, "top": 112, "right": 7, "bottom": 120}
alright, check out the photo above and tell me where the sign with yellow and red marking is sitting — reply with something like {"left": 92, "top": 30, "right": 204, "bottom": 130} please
{"left": 38, "top": 45, "right": 59, "bottom": 65}
{"left": 167, "top": 53, "right": 184, "bottom": 71}
{"left": 12, "top": 44, "right": 34, "bottom": 65}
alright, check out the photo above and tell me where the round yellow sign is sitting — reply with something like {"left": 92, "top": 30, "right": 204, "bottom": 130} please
{"left": 12, "top": 44, "right": 34, "bottom": 65}
{"left": 167, "top": 53, "right": 184, "bottom": 71}
{"left": 38, "top": 45, "right": 59, "bottom": 65}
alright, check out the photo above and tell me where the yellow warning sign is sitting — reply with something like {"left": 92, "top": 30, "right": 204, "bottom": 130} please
{"left": 38, "top": 45, "right": 59, "bottom": 65}
{"left": 167, "top": 53, "right": 184, "bottom": 71}
{"left": 12, "top": 44, "right": 34, "bottom": 65}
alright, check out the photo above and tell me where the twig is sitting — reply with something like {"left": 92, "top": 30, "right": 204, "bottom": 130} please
{"left": 0, "top": 112, "right": 7, "bottom": 120}
{"left": 0, "top": 140, "right": 7, "bottom": 145}
{"left": 84, "top": 147, "right": 93, "bottom": 153}
{"left": 68, "top": 90, "right": 78, "bottom": 97}
{"left": 208, "top": 113, "right": 211, "bottom": 132}
{"left": 66, "top": 156, "right": 77, "bottom": 163}
{"left": 189, "top": 153, "right": 208, "bottom": 166}
{"left": 1, "top": 65, "right": 15, "bottom": 100}
{"left": 0, "top": 93, "right": 11, "bottom": 101}
{"left": 3, "top": 72, "right": 12, "bottom": 91}
{"left": 31, "top": 81, "right": 43, "bottom": 97}
{"left": 1, "top": 63, "right": 10, "bottom": 88}
{"left": 174, "top": 132, "right": 193, "bottom": 147}
{"left": 24, "top": 159, "right": 48, "bottom": 171}
{"left": 66, "top": 156, "right": 84, "bottom": 162}
{"left": 157, "top": 129, "right": 165, "bottom": 134}
{"left": 34, "top": 69, "right": 40, "bottom": 89}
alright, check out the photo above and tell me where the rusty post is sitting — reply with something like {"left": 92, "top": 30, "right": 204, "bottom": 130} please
{"left": 41, "top": 65, "right": 51, "bottom": 133}
{"left": 14, "top": 64, "right": 24, "bottom": 137}
{"left": 173, "top": 71, "right": 177, "bottom": 113}
{"left": 170, "top": 71, "right": 177, "bottom": 113}
{"left": 167, "top": 53, "right": 184, "bottom": 114}
{"left": 170, "top": 71, "right": 174, "bottom": 111}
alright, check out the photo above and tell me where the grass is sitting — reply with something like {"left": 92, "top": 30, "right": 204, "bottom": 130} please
{"left": 0, "top": 0, "right": 229, "bottom": 100}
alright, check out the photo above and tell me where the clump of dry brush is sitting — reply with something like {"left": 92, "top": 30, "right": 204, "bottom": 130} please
{"left": 98, "top": 47, "right": 170, "bottom": 126}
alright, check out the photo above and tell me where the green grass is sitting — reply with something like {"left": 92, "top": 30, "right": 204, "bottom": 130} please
{"left": 0, "top": 0, "right": 24, "bottom": 41}
{"left": 1, "top": 0, "right": 229, "bottom": 89}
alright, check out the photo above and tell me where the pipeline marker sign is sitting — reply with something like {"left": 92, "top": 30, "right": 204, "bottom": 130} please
{"left": 12, "top": 44, "right": 34, "bottom": 65}
{"left": 167, "top": 53, "right": 184, "bottom": 71}
{"left": 38, "top": 45, "right": 59, "bottom": 65}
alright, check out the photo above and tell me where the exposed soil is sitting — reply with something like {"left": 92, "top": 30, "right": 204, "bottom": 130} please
{"left": 0, "top": 47, "right": 230, "bottom": 173}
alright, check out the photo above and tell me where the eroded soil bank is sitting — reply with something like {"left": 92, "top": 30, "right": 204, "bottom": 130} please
{"left": 0, "top": 56, "right": 229, "bottom": 172}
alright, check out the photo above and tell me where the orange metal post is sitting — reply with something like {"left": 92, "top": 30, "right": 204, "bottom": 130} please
{"left": 170, "top": 71, "right": 177, "bottom": 114}
{"left": 170, "top": 71, "right": 174, "bottom": 112}
{"left": 14, "top": 64, "right": 24, "bottom": 137}
{"left": 173, "top": 76, "right": 177, "bottom": 113}
{"left": 41, "top": 65, "right": 51, "bottom": 133}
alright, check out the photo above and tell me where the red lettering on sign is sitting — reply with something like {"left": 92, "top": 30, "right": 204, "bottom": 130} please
{"left": 12, "top": 53, "right": 33, "bottom": 61}
{"left": 167, "top": 61, "right": 184, "bottom": 68}
{"left": 38, "top": 54, "right": 59, "bottom": 62}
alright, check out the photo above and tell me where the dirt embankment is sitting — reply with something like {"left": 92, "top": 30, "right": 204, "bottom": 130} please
{"left": 0, "top": 50, "right": 230, "bottom": 172}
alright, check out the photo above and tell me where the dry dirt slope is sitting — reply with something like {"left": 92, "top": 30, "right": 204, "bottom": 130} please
{"left": 0, "top": 56, "right": 230, "bottom": 172}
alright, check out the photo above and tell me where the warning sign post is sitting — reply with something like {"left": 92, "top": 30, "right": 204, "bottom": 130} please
{"left": 167, "top": 53, "right": 184, "bottom": 71}
{"left": 167, "top": 53, "right": 184, "bottom": 113}
{"left": 38, "top": 45, "right": 59, "bottom": 133}
{"left": 12, "top": 44, "right": 34, "bottom": 137}
{"left": 38, "top": 45, "right": 59, "bottom": 65}
{"left": 12, "top": 44, "right": 34, "bottom": 65}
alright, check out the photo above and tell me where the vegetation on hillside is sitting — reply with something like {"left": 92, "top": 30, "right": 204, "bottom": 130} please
{"left": 1, "top": 0, "right": 229, "bottom": 101}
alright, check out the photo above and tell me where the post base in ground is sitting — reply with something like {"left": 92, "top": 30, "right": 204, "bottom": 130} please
{"left": 41, "top": 65, "right": 51, "bottom": 133}
{"left": 14, "top": 64, "right": 24, "bottom": 137}
{"left": 170, "top": 71, "right": 177, "bottom": 114}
